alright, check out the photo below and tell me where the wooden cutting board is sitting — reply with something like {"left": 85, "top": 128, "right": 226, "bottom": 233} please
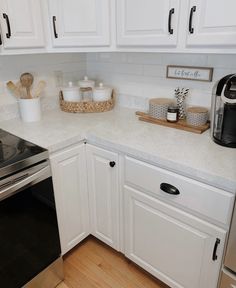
{"left": 136, "top": 111, "right": 210, "bottom": 134}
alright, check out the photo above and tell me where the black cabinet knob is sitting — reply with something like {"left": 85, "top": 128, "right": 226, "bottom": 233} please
{"left": 109, "top": 161, "right": 116, "bottom": 168}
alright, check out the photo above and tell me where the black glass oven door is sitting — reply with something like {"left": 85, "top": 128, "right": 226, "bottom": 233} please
{"left": 0, "top": 164, "right": 61, "bottom": 288}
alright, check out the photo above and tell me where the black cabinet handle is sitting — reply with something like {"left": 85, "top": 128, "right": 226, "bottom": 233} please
{"left": 189, "top": 6, "right": 196, "bottom": 34}
{"left": 3, "top": 13, "right": 11, "bottom": 38}
{"left": 160, "top": 183, "right": 180, "bottom": 195}
{"left": 52, "top": 16, "right": 58, "bottom": 38}
{"left": 212, "top": 238, "right": 220, "bottom": 261}
{"left": 0, "top": 33, "right": 2, "bottom": 45}
{"left": 109, "top": 161, "right": 116, "bottom": 168}
{"left": 168, "top": 8, "right": 175, "bottom": 35}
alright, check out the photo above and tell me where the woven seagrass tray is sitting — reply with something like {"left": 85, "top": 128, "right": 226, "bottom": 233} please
{"left": 59, "top": 90, "right": 115, "bottom": 113}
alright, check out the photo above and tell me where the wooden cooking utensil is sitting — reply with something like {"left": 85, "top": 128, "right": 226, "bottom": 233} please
{"left": 6, "top": 81, "right": 21, "bottom": 98}
{"left": 34, "top": 80, "right": 46, "bottom": 98}
{"left": 20, "top": 73, "right": 34, "bottom": 99}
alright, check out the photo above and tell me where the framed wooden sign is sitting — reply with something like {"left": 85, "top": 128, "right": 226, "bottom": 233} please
{"left": 166, "top": 65, "right": 213, "bottom": 82}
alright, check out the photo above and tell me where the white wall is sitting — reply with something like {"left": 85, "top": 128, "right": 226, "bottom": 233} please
{"left": 87, "top": 52, "right": 236, "bottom": 110}
{"left": 0, "top": 53, "right": 86, "bottom": 120}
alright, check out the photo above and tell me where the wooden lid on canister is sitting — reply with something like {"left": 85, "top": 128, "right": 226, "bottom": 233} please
{"left": 187, "top": 106, "right": 208, "bottom": 113}
{"left": 149, "top": 98, "right": 175, "bottom": 105}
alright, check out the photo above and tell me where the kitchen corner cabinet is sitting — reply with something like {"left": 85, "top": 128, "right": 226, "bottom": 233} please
{"left": 116, "top": 0, "right": 180, "bottom": 47}
{"left": 48, "top": 0, "right": 110, "bottom": 48}
{"left": 124, "top": 186, "right": 226, "bottom": 288}
{"left": 86, "top": 144, "right": 120, "bottom": 250}
{"left": 0, "top": 0, "right": 45, "bottom": 49}
{"left": 50, "top": 143, "right": 90, "bottom": 255}
{"left": 186, "top": 0, "right": 236, "bottom": 48}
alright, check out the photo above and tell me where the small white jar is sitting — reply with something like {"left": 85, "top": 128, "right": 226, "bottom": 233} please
{"left": 93, "top": 83, "right": 112, "bottom": 102}
{"left": 62, "top": 82, "right": 81, "bottom": 102}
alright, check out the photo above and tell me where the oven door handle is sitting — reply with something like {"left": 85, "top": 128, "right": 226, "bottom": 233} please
{"left": 0, "top": 163, "right": 51, "bottom": 201}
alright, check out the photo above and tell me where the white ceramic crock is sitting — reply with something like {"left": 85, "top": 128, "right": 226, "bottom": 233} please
{"left": 62, "top": 82, "right": 81, "bottom": 102}
{"left": 93, "top": 83, "right": 112, "bottom": 102}
{"left": 19, "top": 98, "right": 41, "bottom": 122}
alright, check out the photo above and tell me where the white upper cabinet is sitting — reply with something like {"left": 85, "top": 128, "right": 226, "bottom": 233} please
{"left": 185, "top": 0, "right": 236, "bottom": 48}
{"left": 116, "top": 0, "right": 180, "bottom": 47}
{"left": 48, "top": 0, "right": 110, "bottom": 47}
{"left": 0, "top": 0, "right": 45, "bottom": 49}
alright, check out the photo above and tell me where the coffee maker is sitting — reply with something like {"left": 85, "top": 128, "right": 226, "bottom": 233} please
{"left": 211, "top": 74, "right": 236, "bottom": 148}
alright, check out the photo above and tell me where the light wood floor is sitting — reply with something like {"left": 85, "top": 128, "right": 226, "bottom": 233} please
{"left": 59, "top": 236, "right": 169, "bottom": 288}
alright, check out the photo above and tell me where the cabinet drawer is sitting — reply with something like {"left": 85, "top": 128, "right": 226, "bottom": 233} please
{"left": 125, "top": 156, "right": 234, "bottom": 226}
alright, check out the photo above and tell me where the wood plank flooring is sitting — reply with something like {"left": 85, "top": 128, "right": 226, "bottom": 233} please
{"left": 60, "top": 236, "right": 169, "bottom": 288}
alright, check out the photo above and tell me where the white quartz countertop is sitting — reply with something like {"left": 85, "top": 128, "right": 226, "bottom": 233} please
{"left": 0, "top": 107, "right": 235, "bottom": 193}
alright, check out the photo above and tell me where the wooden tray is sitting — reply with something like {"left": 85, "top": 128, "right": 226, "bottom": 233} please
{"left": 136, "top": 111, "right": 210, "bottom": 134}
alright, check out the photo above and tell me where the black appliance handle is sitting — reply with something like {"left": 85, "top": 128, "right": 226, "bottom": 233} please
{"left": 189, "top": 6, "right": 196, "bottom": 34}
{"left": 212, "top": 238, "right": 220, "bottom": 261}
{"left": 160, "top": 183, "right": 180, "bottom": 195}
{"left": 0, "top": 162, "right": 50, "bottom": 201}
{"left": 109, "top": 161, "right": 116, "bottom": 168}
{"left": 0, "top": 33, "right": 2, "bottom": 45}
{"left": 3, "top": 13, "right": 11, "bottom": 38}
{"left": 52, "top": 16, "right": 58, "bottom": 38}
{"left": 168, "top": 8, "right": 175, "bottom": 35}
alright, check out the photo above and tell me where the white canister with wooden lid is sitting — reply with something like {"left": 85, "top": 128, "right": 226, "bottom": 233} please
{"left": 186, "top": 107, "right": 209, "bottom": 126}
{"left": 93, "top": 83, "right": 112, "bottom": 102}
{"left": 149, "top": 98, "right": 175, "bottom": 120}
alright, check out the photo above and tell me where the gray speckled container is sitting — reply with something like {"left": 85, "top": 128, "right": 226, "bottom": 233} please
{"left": 149, "top": 98, "right": 175, "bottom": 120}
{"left": 186, "top": 107, "right": 209, "bottom": 126}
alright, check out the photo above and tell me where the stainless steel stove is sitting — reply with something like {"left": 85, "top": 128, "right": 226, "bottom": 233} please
{"left": 0, "top": 129, "right": 63, "bottom": 288}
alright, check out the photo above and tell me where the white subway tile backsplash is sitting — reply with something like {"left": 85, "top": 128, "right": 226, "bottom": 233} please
{"left": 207, "top": 54, "right": 236, "bottom": 69}
{"left": 1, "top": 52, "right": 236, "bottom": 119}
{"left": 127, "top": 53, "right": 163, "bottom": 65}
{"left": 87, "top": 52, "right": 236, "bottom": 111}
{"left": 143, "top": 65, "right": 166, "bottom": 78}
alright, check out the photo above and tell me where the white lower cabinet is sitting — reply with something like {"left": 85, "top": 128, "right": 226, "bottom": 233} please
{"left": 86, "top": 144, "right": 120, "bottom": 250}
{"left": 124, "top": 185, "right": 226, "bottom": 288}
{"left": 50, "top": 143, "right": 230, "bottom": 288}
{"left": 50, "top": 143, "right": 90, "bottom": 255}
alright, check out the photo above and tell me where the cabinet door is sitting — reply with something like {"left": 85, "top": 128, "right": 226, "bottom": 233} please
{"left": 124, "top": 186, "right": 226, "bottom": 288}
{"left": 117, "top": 0, "right": 180, "bottom": 47}
{"left": 0, "top": 0, "right": 45, "bottom": 49}
{"left": 48, "top": 0, "right": 110, "bottom": 47}
{"left": 186, "top": 0, "right": 236, "bottom": 47}
{"left": 50, "top": 144, "right": 90, "bottom": 255}
{"left": 86, "top": 144, "right": 119, "bottom": 250}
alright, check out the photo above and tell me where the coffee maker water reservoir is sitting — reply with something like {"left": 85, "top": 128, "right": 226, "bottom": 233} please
{"left": 211, "top": 74, "right": 236, "bottom": 148}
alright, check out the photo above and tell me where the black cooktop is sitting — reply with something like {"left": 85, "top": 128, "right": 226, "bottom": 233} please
{"left": 0, "top": 129, "right": 48, "bottom": 179}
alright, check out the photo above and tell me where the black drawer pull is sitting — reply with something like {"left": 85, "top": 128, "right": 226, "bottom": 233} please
{"left": 109, "top": 161, "right": 116, "bottom": 168}
{"left": 160, "top": 183, "right": 180, "bottom": 195}
{"left": 212, "top": 238, "right": 220, "bottom": 261}
{"left": 168, "top": 8, "right": 175, "bottom": 35}
{"left": 3, "top": 13, "right": 11, "bottom": 38}
{"left": 52, "top": 16, "right": 58, "bottom": 38}
{"left": 189, "top": 6, "right": 196, "bottom": 34}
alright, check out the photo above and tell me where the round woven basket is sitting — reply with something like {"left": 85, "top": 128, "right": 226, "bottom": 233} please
{"left": 59, "top": 90, "right": 115, "bottom": 113}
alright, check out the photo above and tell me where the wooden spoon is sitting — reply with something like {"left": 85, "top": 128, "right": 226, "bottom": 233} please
{"left": 34, "top": 81, "right": 46, "bottom": 98}
{"left": 20, "top": 73, "right": 34, "bottom": 99}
